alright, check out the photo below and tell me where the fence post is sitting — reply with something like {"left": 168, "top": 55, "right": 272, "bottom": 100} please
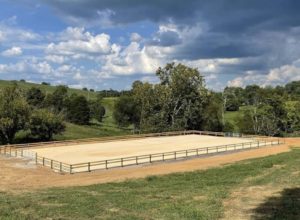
{"left": 136, "top": 156, "right": 138, "bottom": 165}
{"left": 121, "top": 158, "right": 124, "bottom": 167}
{"left": 162, "top": 153, "right": 165, "bottom": 161}
{"left": 105, "top": 160, "right": 108, "bottom": 169}
{"left": 174, "top": 152, "right": 177, "bottom": 160}
{"left": 43, "top": 157, "right": 45, "bottom": 166}
{"left": 88, "top": 162, "right": 91, "bottom": 172}
{"left": 51, "top": 160, "right": 53, "bottom": 169}
{"left": 186, "top": 150, "right": 188, "bottom": 157}
{"left": 70, "top": 165, "right": 72, "bottom": 174}
{"left": 206, "top": 147, "right": 208, "bottom": 154}
{"left": 149, "top": 155, "right": 152, "bottom": 163}
{"left": 60, "top": 162, "right": 62, "bottom": 172}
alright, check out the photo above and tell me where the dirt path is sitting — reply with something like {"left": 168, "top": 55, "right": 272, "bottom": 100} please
{"left": 0, "top": 138, "right": 298, "bottom": 192}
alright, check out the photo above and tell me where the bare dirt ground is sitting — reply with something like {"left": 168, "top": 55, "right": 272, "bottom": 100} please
{"left": 0, "top": 138, "right": 298, "bottom": 192}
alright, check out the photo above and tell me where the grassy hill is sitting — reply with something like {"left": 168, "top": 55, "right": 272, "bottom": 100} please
{"left": 0, "top": 79, "right": 131, "bottom": 142}
{"left": 0, "top": 80, "right": 98, "bottom": 100}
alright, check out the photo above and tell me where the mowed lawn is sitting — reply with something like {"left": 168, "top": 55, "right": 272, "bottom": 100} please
{"left": 1, "top": 147, "right": 300, "bottom": 219}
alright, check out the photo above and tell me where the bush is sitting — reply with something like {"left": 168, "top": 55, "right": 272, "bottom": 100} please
{"left": 26, "top": 87, "right": 45, "bottom": 107}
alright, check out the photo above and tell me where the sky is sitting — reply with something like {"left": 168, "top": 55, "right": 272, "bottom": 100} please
{"left": 0, "top": 0, "right": 300, "bottom": 91}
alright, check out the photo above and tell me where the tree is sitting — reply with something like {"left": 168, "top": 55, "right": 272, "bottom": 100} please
{"left": 244, "top": 85, "right": 261, "bottom": 105}
{"left": 43, "top": 85, "right": 68, "bottom": 112}
{"left": 29, "top": 109, "right": 65, "bottom": 140}
{"left": 223, "top": 87, "right": 242, "bottom": 111}
{"left": 113, "top": 95, "right": 140, "bottom": 130}
{"left": 0, "top": 86, "right": 30, "bottom": 144}
{"left": 26, "top": 87, "right": 45, "bottom": 107}
{"left": 67, "top": 95, "right": 90, "bottom": 125}
{"left": 203, "top": 93, "right": 223, "bottom": 131}
{"left": 285, "top": 81, "right": 300, "bottom": 100}
{"left": 89, "top": 99, "right": 106, "bottom": 122}
{"left": 283, "top": 101, "right": 300, "bottom": 133}
{"left": 155, "top": 63, "right": 207, "bottom": 130}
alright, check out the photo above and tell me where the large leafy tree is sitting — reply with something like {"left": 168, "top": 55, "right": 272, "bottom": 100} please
{"left": 113, "top": 95, "right": 141, "bottom": 130}
{"left": 156, "top": 63, "right": 208, "bottom": 130}
{"left": 0, "top": 86, "right": 30, "bottom": 144}
{"left": 66, "top": 95, "right": 90, "bottom": 125}
{"left": 114, "top": 63, "right": 220, "bottom": 133}
{"left": 29, "top": 109, "right": 65, "bottom": 140}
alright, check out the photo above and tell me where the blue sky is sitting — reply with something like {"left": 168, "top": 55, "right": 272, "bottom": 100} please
{"left": 0, "top": 0, "right": 300, "bottom": 90}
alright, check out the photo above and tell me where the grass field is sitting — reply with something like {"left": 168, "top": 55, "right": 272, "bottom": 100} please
{"left": 0, "top": 146, "right": 299, "bottom": 219}
{"left": 224, "top": 106, "right": 253, "bottom": 132}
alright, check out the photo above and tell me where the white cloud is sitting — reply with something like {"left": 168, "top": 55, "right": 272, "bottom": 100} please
{"left": 0, "top": 31, "right": 4, "bottom": 42}
{"left": 0, "top": 24, "right": 40, "bottom": 43}
{"left": 228, "top": 64, "right": 300, "bottom": 87}
{"left": 1, "top": 47, "right": 23, "bottom": 57}
{"left": 130, "top": 33, "right": 142, "bottom": 42}
{"left": 101, "top": 41, "right": 163, "bottom": 75}
{"left": 45, "top": 55, "right": 67, "bottom": 64}
{"left": 46, "top": 27, "right": 112, "bottom": 56}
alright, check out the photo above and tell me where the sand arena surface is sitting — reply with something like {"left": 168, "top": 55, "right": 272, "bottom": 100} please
{"left": 0, "top": 138, "right": 297, "bottom": 192}
{"left": 30, "top": 135, "right": 254, "bottom": 164}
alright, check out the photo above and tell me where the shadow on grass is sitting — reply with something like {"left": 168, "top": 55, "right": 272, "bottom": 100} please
{"left": 252, "top": 188, "right": 300, "bottom": 220}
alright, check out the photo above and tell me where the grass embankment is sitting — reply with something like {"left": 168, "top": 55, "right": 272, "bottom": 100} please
{"left": 1, "top": 146, "right": 300, "bottom": 219}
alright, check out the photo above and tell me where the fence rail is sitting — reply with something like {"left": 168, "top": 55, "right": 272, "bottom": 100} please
{"left": 0, "top": 130, "right": 234, "bottom": 150}
{"left": 0, "top": 130, "right": 284, "bottom": 174}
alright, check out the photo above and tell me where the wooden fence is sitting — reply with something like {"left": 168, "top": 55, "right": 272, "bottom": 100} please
{"left": 36, "top": 139, "right": 282, "bottom": 174}
{"left": 0, "top": 130, "right": 284, "bottom": 174}
{"left": 0, "top": 130, "right": 227, "bottom": 150}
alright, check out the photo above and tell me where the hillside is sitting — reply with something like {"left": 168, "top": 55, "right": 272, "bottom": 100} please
{"left": 0, "top": 80, "right": 98, "bottom": 100}
{"left": 0, "top": 79, "right": 130, "bottom": 142}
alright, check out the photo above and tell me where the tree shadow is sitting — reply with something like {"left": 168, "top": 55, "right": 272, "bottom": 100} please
{"left": 252, "top": 187, "right": 300, "bottom": 220}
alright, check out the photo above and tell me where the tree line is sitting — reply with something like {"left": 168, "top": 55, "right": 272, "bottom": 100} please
{"left": 0, "top": 63, "right": 299, "bottom": 144}
{"left": 0, "top": 84, "right": 105, "bottom": 144}
{"left": 113, "top": 63, "right": 300, "bottom": 136}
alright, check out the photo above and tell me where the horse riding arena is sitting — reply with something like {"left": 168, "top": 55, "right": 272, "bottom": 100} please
{"left": 0, "top": 131, "right": 283, "bottom": 174}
